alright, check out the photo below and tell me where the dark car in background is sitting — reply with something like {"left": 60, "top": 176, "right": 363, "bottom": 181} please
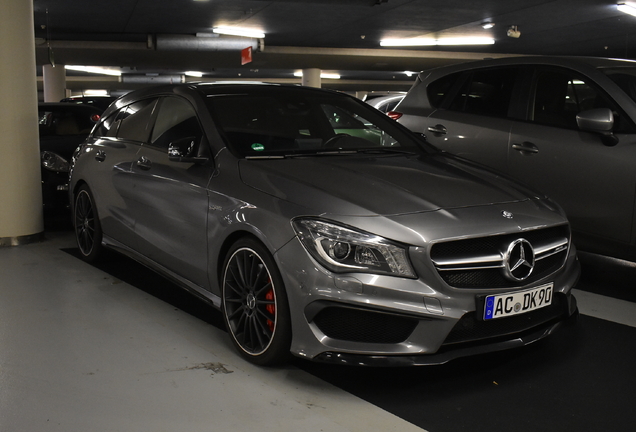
{"left": 38, "top": 102, "right": 102, "bottom": 213}
{"left": 365, "top": 93, "right": 405, "bottom": 113}
{"left": 395, "top": 56, "right": 636, "bottom": 262}
{"left": 60, "top": 95, "right": 118, "bottom": 111}
{"left": 69, "top": 83, "right": 579, "bottom": 366}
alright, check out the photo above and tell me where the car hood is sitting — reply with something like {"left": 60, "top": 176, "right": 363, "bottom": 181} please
{"left": 239, "top": 153, "right": 540, "bottom": 216}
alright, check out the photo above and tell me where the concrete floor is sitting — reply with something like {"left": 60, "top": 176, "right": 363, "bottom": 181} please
{"left": 1, "top": 229, "right": 635, "bottom": 432}
{"left": 0, "top": 230, "right": 423, "bottom": 432}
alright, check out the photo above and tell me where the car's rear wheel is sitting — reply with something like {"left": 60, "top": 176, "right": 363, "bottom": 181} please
{"left": 74, "top": 184, "right": 103, "bottom": 262}
{"left": 221, "top": 238, "right": 291, "bottom": 366}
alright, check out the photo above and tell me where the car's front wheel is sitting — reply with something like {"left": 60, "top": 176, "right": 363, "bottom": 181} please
{"left": 221, "top": 238, "right": 291, "bottom": 366}
{"left": 74, "top": 184, "right": 103, "bottom": 262}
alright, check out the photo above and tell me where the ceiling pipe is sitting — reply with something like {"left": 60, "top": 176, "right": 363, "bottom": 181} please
{"left": 154, "top": 34, "right": 262, "bottom": 52}
{"left": 121, "top": 74, "right": 185, "bottom": 84}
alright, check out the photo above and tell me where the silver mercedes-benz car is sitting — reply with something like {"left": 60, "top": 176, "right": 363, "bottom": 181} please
{"left": 69, "top": 83, "right": 579, "bottom": 366}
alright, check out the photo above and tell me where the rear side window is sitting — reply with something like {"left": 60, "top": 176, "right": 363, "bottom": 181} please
{"left": 447, "top": 68, "right": 519, "bottom": 117}
{"left": 94, "top": 109, "right": 124, "bottom": 138}
{"left": 38, "top": 108, "right": 97, "bottom": 136}
{"left": 116, "top": 98, "right": 158, "bottom": 142}
{"left": 427, "top": 73, "right": 460, "bottom": 108}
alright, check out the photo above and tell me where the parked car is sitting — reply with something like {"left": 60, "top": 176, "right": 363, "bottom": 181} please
{"left": 60, "top": 95, "right": 118, "bottom": 111}
{"left": 394, "top": 56, "right": 636, "bottom": 262}
{"left": 38, "top": 102, "right": 102, "bottom": 213}
{"left": 69, "top": 83, "right": 579, "bottom": 366}
{"left": 365, "top": 93, "right": 405, "bottom": 113}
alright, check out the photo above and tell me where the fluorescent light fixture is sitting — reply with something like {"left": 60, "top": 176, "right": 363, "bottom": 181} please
{"left": 618, "top": 2, "right": 636, "bottom": 16}
{"left": 380, "top": 37, "right": 495, "bottom": 47}
{"left": 404, "top": 71, "right": 416, "bottom": 77}
{"left": 64, "top": 65, "right": 122, "bottom": 76}
{"left": 293, "top": 71, "right": 341, "bottom": 79}
{"left": 212, "top": 26, "right": 265, "bottom": 39}
{"left": 185, "top": 71, "right": 203, "bottom": 77}
{"left": 83, "top": 89, "right": 109, "bottom": 96}
{"left": 481, "top": 22, "right": 495, "bottom": 29}
{"left": 380, "top": 38, "right": 436, "bottom": 46}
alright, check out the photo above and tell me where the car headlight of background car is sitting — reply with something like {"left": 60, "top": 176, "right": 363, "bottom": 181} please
{"left": 41, "top": 151, "right": 70, "bottom": 172}
{"left": 293, "top": 218, "right": 416, "bottom": 278}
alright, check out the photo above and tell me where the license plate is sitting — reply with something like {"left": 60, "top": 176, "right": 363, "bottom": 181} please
{"left": 483, "top": 283, "right": 553, "bottom": 320}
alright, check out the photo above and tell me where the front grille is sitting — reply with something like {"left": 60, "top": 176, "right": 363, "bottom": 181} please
{"left": 312, "top": 306, "right": 418, "bottom": 344}
{"left": 443, "top": 294, "right": 567, "bottom": 345}
{"left": 430, "top": 225, "right": 570, "bottom": 289}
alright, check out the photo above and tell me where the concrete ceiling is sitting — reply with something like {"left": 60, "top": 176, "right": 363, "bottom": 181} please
{"left": 31, "top": 0, "right": 636, "bottom": 94}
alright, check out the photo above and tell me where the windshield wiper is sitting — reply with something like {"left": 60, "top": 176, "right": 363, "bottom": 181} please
{"left": 245, "top": 155, "right": 286, "bottom": 159}
{"left": 356, "top": 148, "right": 418, "bottom": 155}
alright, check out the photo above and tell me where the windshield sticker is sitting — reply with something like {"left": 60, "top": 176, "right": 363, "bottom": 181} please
{"left": 251, "top": 143, "right": 265, "bottom": 151}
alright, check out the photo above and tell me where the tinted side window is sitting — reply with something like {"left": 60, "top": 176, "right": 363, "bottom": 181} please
{"left": 531, "top": 69, "right": 631, "bottom": 132}
{"left": 150, "top": 97, "right": 203, "bottom": 150}
{"left": 116, "top": 98, "right": 158, "bottom": 142}
{"left": 427, "top": 72, "right": 461, "bottom": 108}
{"left": 448, "top": 68, "right": 519, "bottom": 117}
{"left": 94, "top": 109, "right": 124, "bottom": 138}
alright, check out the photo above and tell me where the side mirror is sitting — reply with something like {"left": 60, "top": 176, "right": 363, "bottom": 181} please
{"left": 576, "top": 108, "right": 619, "bottom": 146}
{"left": 168, "top": 136, "right": 209, "bottom": 164}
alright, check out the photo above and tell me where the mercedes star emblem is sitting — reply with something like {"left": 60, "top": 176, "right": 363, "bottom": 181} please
{"left": 504, "top": 238, "right": 535, "bottom": 281}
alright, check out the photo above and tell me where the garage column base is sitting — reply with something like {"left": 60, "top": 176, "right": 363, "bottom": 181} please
{"left": 0, "top": 232, "right": 45, "bottom": 247}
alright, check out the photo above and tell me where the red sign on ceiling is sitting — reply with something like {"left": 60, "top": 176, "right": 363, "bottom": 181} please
{"left": 241, "top": 46, "right": 253, "bottom": 65}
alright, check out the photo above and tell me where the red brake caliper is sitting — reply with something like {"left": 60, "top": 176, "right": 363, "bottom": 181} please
{"left": 265, "top": 285, "right": 275, "bottom": 332}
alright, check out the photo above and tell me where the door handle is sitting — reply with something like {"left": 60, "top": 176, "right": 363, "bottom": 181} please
{"left": 427, "top": 124, "right": 447, "bottom": 135}
{"left": 512, "top": 142, "right": 539, "bottom": 155}
{"left": 136, "top": 156, "right": 152, "bottom": 170}
{"left": 95, "top": 150, "right": 106, "bottom": 162}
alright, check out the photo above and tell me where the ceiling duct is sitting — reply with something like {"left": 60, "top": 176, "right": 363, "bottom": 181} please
{"left": 155, "top": 34, "right": 261, "bottom": 52}
{"left": 121, "top": 74, "right": 185, "bottom": 84}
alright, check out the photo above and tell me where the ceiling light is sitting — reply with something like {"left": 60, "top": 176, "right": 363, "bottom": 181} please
{"left": 380, "top": 37, "right": 495, "bottom": 47}
{"left": 185, "top": 71, "right": 203, "bottom": 77}
{"left": 293, "top": 71, "right": 341, "bottom": 79}
{"left": 64, "top": 65, "right": 122, "bottom": 76}
{"left": 618, "top": 2, "right": 636, "bottom": 16}
{"left": 212, "top": 27, "right": 265, "bottom": 39}
{"left": 83, "top": 90, "right": 109, "bottom": 96}
{"left": 481, "top": 22, "right": 495, "bottom": 29}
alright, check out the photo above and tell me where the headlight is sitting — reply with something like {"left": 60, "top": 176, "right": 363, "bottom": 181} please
{"left": 41, "top": 151, "right": 70, "bottom": 172}
{"left": 292, "top": 218, "right": 416, "bottom": 278}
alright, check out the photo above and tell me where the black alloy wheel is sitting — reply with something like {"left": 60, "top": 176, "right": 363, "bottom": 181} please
{"left": 222, "top": 238, "right": 291, "bottom": 366}
{"left": 74, "top": 185, "right": 103, "bottom": 262}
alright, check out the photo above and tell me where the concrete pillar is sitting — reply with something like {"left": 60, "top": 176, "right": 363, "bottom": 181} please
{"left": 302, "top": 68, "right": 321, "bottom": 88}
{"left": 43, "top": 64, "right": 67, "bottom": 102}
{"left": 0, "top": 0, "right": 44, "bottom": 246}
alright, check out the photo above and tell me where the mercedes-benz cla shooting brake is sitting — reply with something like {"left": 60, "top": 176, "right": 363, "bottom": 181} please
{"left": 70, "top": 83, "right": 579, "bottom": 366}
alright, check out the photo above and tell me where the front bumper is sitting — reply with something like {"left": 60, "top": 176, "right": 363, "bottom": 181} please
{"left": 275, "top": 235, "right": 580, "bottom": 363}
{"left": 312, "top": 301, "right": 578, "bottom": 366}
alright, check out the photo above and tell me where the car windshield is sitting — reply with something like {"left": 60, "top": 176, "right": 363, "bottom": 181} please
{"left": 600, "top": 67, "right": 636, "bottom": 104}
{"left": 205, "top": 88, "right": 432, "bottom": 158}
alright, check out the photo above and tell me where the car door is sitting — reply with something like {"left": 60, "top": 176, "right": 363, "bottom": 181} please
{"left": 85, "top": 104, "right": 143, "bottom": 248}
{"left": 129, "top": 96, "right": 214, "bottom": 289}
{"left": 423, "top": 67, "right": 522, "bottom": 170}
{"left": 507, "top": 66, "right": 636, "bottom": 245}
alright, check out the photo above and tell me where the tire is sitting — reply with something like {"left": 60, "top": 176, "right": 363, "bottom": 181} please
{"left": 74, "top": 184, "right": 103, "bottom": 262}
{"left": 221, "top": 238, "right": 292, "bottom": 366}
